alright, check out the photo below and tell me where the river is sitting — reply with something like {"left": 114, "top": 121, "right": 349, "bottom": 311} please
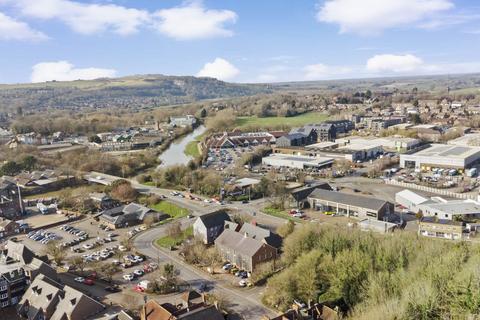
{"left": 158, "top": 125, "right": 206, "bottom": 167}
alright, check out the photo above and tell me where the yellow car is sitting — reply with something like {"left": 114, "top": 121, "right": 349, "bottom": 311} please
{"left": 323, "top": 211, "right": 335, "bottom": 215}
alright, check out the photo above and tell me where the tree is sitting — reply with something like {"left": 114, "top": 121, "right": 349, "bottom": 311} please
{"left": 166, "top": 222, "right": 182, "bottom": 239}
{"left": 143, "top": 215, "right": 157, "bottom": 229}
{"left": 277, "top": 220, "right": 295, "bottom": 238}
{"left": 99, "top": 263, "right": 119, "bottom": 282}
{"left": 69, "top": 256, "right": 87, "bottom": 273}
{"left": 22, "top": 155, "right": 37, "bottom": 171}
{"left": 110, "top": 179, "right": 138, "bottom": 202}
{"left": 88, "top": 135, "right": 102, "bottom": 144}
{"left": 0, "top": 161, "right": 22, "bottom": 176}
{"left": 44, "top": 241, "right": 67, "bottom": 265}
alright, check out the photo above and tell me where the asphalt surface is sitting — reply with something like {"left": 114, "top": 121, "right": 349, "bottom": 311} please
{"left": 87, "top": 171, "right": 278, "bottom": 318}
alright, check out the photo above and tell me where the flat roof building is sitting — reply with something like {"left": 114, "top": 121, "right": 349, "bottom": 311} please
{"left": 262, "top": 153, "right": 334, "bottom": 170}
{"left": 400, "top": 144, "right": 480, "bottom": 170}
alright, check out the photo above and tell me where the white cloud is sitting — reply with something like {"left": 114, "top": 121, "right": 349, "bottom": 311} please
{"left": 0, "top": 12, "right": 47, "bottom": 41}
{"left": 8, "top": 0, "right": 150, "bottom": 35}
{"left": 304, "top": 63, "right": 353, "bottom": 80}
{"left": 153, "top": 1, "right": 237, "bottom": 40}
{"left": 197, "top": 58, "right": 239, "bottom": 81}
{"left": 317, "top": 0, "right": 454, "bottom": 35}
{"left": 366, "top": 54, "right": 424, "bottom": 73}
{"left": 31, "top": 61, "right": 116, "bottom": 83}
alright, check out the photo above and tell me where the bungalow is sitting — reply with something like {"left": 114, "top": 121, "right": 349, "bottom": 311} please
{"left": 193, "top": 210, "right": 230, "bottom": 244}
{"left": 99, "top": 203, "right": 163, "bottom": 229}
{"left": 215, "top": 229, "right": 277, "bottom": 272}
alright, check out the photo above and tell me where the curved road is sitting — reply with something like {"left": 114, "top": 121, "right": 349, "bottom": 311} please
{"left": 133, "top": 222, "right": 276, "bottom": 319}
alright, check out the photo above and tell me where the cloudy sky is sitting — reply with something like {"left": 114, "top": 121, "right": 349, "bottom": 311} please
{"left": 0, "top": 0, "right": 479, "bottom": 83}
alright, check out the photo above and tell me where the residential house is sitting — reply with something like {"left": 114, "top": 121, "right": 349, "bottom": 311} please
{"left": 238, "top": 223, "right": 282, "bottom": 249}
{"left": 0, "top": 241, "right": 52, "bottom": 310}
{"left": 262, "top": 303, "right": 339, "bottom": 320}
{"left": 215, "top": 229, "right": 278, "bottom": 272}
{"left": 140, "top": 293, "right": 223, "bottom": 320}
{"left": 193, "top": 210, "right": 230, "bottom": 244}
{"left": 0, "top": 179, "right": 22, "bottom": 220}
{"left": 0, "top": 218, "right": 20, "bottom": 238}
{"left": 17, "top": 274, "right": 105, "bottom": 320}
{"left": 169, "top": 115, "right": 197, "bottom": 128}
{"left": 100, "top": 203, "right": 163, "bottom": 229}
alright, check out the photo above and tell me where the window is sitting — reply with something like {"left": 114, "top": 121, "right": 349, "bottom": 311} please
{"left": 0, "top": 293, "right": 7, "bottom": 299}
{"left": 1, "top": 301, "right": 8, "bottom": 307}
{"left": 0, "top": 286, "right": 7, "bottom": 291}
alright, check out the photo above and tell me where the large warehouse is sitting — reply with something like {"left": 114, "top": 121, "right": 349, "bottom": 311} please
{"left": 400, "top": 144, "right": 480, "bottom": 170}
{"left": 262, "top": 153, "right": 334, "bottom": 170}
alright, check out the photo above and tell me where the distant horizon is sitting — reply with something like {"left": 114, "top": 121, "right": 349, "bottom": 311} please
{"left": 1, "top": 70, "right": 479, "bottom": 87}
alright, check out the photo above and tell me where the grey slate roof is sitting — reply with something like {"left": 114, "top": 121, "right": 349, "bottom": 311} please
{"left": 308, "top": 189, "right": 389, "bottom": 211}
{"left": 238, "top": 223, "right": 282, "bottom": 248}
{"left": 215, "top": 229, "right": 267, "bottom": 258}
{"left": 198, "top": 210, "right": 230, "bottom": 228}
{"left": 100, "top": 202, "right": 156, "bottom": 225}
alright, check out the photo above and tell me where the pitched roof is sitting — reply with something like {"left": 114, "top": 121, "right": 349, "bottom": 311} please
{"left": 6, "top": 240, "right": 35, "bottom": 264}
{"left": 197, "top": 210, "right": 230, "bottom": 228}
{"left": 238, "top": 223, "right": 282, "bottom": 248}
{"left": 215, "top": 229, "right": 273, "bottom": 257}
{"left": 308, "top": 189, "right": 390, "bottom": 212}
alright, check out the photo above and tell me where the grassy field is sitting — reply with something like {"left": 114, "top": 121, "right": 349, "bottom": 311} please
{"left": 184, "top": 132, "right": 207, "bottom": 158}
{"left": 155, "top": 226, "right": 193, "bottom": 248}
{"left": 150, "top": 201, "right": 189, "bottom": 219}
{"left": 235, "top": 112, "right": 329, "bottom": 130}
{"left": 262, "top": 206, "right": 302, "bottom": 222}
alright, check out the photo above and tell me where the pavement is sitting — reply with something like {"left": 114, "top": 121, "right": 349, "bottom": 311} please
{"left": 133, "top": 221, "right": 277, "bottom": 319}
{"left": 86, "top": 171, "right": 279, "bottom": 318}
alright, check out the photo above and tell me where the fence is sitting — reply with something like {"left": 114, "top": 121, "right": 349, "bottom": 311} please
{"left": 385, "top": 179, "right": 477, "bottom": 200}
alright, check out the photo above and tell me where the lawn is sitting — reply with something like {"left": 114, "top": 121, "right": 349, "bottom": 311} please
{"left": 235, "top": 112, "right": 329, "bottom": 130}
{"left": 183, "top": 132, "right": 207, "bottom": 158}
{"left": 155, "top": 226, "right": 193, "bottom": 248}
{"left": 262, "top": 206, "right": 302, "bottom": 222}
{"left": 184, "top": 140, "right": 200, "bottom": 157}
{"left": 150, "top": 201, "right": 189, "bottom": 219}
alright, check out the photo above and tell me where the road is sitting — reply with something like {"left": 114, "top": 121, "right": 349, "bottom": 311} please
{"left": 133, "top": 221, "right": 276, "bottom": 319}
{"left": 86, "top": 171, "right": 279, "bottom": 318}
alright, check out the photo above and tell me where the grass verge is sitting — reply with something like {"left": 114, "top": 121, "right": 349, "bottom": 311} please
{"left": 150, "top": 201, "right": 189, "bottom": 219}
{"left": 262, "top": 206, "right": 302, "bottom": 222}
{"left": 155, "top": 226, "right": 193, "bottom": 248}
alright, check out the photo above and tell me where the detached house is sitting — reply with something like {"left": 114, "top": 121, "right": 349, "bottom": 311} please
{"left": 215, "top": 229, "right": 277, "bottom": 272}
{"left": 193, "top": 210, "right": 230, "bottom": 244}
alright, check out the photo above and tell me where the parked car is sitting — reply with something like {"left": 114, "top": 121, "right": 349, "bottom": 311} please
{"left": 123, "top": 274, "right": 134, "bottom": 281}
{"left": 74, "top": 277, "right": 85, "bottom": 283}
{"left": 105, "top": 285, "right": 120, "bottom": 293}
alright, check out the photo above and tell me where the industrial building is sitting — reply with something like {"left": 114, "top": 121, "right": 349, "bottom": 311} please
{"left": 307, "top": 189, "right": 394, "bottom": 220}
{"left": 400, "top": 144, "right": 480, "bottom": 170}
{"left": 395, "top": 189, "right": 430, "bottom": 213}
{"left": 418, "top": 217, "right": 469, "bottom": 240}
{"left": 396, "top": 189, "right": 480, "bottom": 221}
{"left": 262, "top": 153, "right": 334, "bottom": 170}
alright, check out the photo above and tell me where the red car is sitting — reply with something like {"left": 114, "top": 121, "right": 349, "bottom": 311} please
{"left": 88, "top": 271, "right": 98, "bottom": 279}
{"left": 134, "top": 285, "right": 145, "bottom": 293}
{"left": 83, "top": 278, "right": 94, "bottom": 286}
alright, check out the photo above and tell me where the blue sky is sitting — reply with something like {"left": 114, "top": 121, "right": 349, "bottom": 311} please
{"left": 0, "top": 0, "right": 479, "bottom": 83}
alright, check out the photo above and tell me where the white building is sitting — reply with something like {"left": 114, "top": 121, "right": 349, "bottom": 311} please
{"left": 395, "top": 189, "right": 430, "bottom": 213}
{"left": 400, "top": 144, "right": 480, "bottom": 170}
{"left": 262, "top": 153, "right": 334, "bottom": 170}
{"left": 419, "top": 199, "right": 480, "bottom": 221}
